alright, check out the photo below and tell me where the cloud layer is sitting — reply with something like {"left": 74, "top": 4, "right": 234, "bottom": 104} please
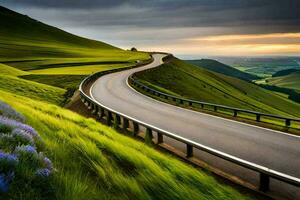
{"left": 1, "top": 0, "right": 300, "bottom": 56}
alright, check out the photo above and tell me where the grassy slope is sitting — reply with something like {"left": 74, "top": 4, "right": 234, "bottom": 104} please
{"left": 0, "top": 5, "right": 149, "bottom": 100}
{"left": 29, "top": 63, "right": 134, "bottom": 75}
{"left": 136, "top": 58, "right": 300, "bottom": 117}
{"left": 0, "top": 63, "right": 28, "bottom": 76}
{"left": 0, "top": 75, "right": 66, "bottom": 105}
{"left": 266, "top": 72, "right": 300, "bottom": 92}
{"left": 20, "top": 75, "right": 86, "bottom": 89}
{"left": 187, "top": 59, "right": 259, "bottom": 81}
{"left": 0, "top": 6, "right": 149, "bottom": 68}
{"left": 0, "top": 90, "right": 252, "bottom": 200}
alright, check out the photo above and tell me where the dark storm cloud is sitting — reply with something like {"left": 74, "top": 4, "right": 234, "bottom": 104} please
{"left": 1, "top": 0, "right": 300, "bottom": 56}
{"left": 1, "top": 0, "right": 300, "bottom": 32}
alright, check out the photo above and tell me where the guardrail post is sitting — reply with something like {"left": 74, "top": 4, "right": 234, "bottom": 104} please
{"left": 259, "top": 173, "right": 270, "bottom": 192}
{"left": 98, "top": 107, "right": 104, "bottom": 119}
{"left": 180, "top": 99, "right": 184, "bottom": 104}
{"left": 285, "top": 119, "right": 291, "bottom": 126}
{"left": 189, "top": 101, "right": 192, "bottom": 106}
{"left": 233, "top": 110, "right": 238, "bottom": 117}
{"left": 186, "top": 144, "right": 193, "bottom": 158}
{"left": 107, "top": 111, "right": 113, "bottom": 126}
{"left": 145, "top": 128, "right": 153, "bottom": 144}
{"left": 172, "top": 97, "right": 176, "bottom": 102}
{"left": 256, "top": 114, "right": 261, "bottom": 122}
{"left": 123, "top": 118, "right": 129, "bottom": 130}
{"left": 201, "top": 104, "right": 204, "bottom": 109}
{"left": 114, "top": 114, "right": 121, "bottom": 129}
{"left": 133, "top": 122, "right": 139, "bottom": 136}
{"left": 157, "top": 132, "right": 163, "bottom": 144}
{"left": 92, "top": 105, "right": 98, "bottom": 115}
{"left": 214, "top": 106, "right": 217, "bottom": 112}
{"left": 88, "top": 102, "right": 93, "bottom": 110}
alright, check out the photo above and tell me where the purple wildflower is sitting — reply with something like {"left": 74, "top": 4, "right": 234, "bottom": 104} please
{"left": 0, "top": 174, "right": 9, "bottom": 193}
{"left": 0, "top": 152, "right": 18, "bottom": 163}
{"left": 11, "top": 128, "right": 34, "bottom": 145}
{"left": 0, "top": 116, "right": 39, "bottom": 138}
{"left": 15, "top": 145, "right": 37, "bottom": 155}
{"left": 43, "top": 157, "right": 53, "bottom": 170}
{"left": 35, "top": 168, "right": 52, "bottom": 178}
{"left": 0, "top": 101, "right": 24, "bottom": 122}
{"left": 0, "top": 152, "right": 18, "bottom": 172}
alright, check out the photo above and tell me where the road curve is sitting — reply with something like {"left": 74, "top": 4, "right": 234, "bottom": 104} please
{"left": 90, "top": 54, "right": 300, "bottom": 197}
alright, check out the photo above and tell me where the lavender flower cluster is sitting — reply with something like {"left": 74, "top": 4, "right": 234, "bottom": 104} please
{"left": 0, "top": 101, "right": 24, "bottom": 122}
{"left": 0, "top": 102, "right": 53, "bottom": 194}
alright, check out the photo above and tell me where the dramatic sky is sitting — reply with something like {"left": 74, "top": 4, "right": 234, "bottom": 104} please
{"left": 1, "top": 0, "right": 300, "bottom": 58}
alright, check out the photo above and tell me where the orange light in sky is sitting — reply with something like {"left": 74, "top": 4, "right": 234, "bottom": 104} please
{"left": 146, "top": 32, "right": 300, "bottom": 56}
{"left": 194, "top": 33, "right": 300, "bottom": 41}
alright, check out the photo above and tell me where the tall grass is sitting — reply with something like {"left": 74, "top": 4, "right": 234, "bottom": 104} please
{"left": 0, "top": 90, "right": 253, "bottom": 200}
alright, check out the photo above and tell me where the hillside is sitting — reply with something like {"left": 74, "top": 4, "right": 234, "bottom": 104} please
{"left": 0, "top": 63, "right": 28, "bottom": 76}
{"left": 186, "top": 59, "right": 259, "bottom": 81}
{"left": 266, "top": 71, "right": 300, "bottom": 92}
{"left": 136, "top": 58, "right": 300, "bottom": 117}
{"left": 272, "top": 69, "right": 300, "bottom": 77}
{"left": 0, "top": 6, "right": 149, "bottom": 67}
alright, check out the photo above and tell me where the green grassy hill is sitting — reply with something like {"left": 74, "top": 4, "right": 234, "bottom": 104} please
{"left": 0, "top": 75, "right": 66, "bottom": 105}
{"left": 0, "top": 6, "right": 149, "bottom": 68}
{"left": 0, "top": 63, "right": 28, "bottom": 76}
{"left": 186, "top": 59, "right": 259, "bottom": 81}
{"left": 266, "top": 71, "right": 300, "bottom": 92}
{"left": 0, "top": 5, "right": 150, "bottom": 100}
{"left": 136, "top": 58, "right": 300, "bottom": 117}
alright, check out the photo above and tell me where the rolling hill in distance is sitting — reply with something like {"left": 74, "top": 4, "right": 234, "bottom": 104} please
{"left": 262, "top": 69, "right": 300, "bottom": 93}
{"left": 186, "top": 59, "right": 259, "bottom": 81}
{"left": 0, "top": 5, "right": 257, "bottom": 200}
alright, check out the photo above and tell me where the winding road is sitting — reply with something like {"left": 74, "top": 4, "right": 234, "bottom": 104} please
{"left": 90, "top": 54, "right": 300, "bottom": 199}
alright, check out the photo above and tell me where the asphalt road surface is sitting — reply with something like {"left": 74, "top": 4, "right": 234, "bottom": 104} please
{"left": 90, "top": 54, "right": 300, "bottom": 199}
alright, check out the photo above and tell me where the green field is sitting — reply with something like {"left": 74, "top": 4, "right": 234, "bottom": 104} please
{"left": 135, "top": 58, "right": 300, "bottom": 118}
{"left": 229, "top": 58, "right": 300, "bottom": 77}
{"left": 29, "top": 63, "right": 134, "bottom": 75}
{"left": 0, "top": 63, "right": 28, "bottom": 76}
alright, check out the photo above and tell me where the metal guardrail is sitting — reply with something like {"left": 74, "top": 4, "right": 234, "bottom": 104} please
{"left": 129, "top": 75, "right": 300, "bottom": 127}
{"left": 79, "top": 57, "right": 300, "bottom": 194}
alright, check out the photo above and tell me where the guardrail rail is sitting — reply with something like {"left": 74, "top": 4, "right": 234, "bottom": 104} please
{"left": 79, "top": 56, "right": 300, "bottom": 196}
{"left": 129, "top": 74, "right": 300, "bottom": 128}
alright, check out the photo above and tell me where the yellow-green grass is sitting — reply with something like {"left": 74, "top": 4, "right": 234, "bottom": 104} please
{"left": 30, "top": 63, "right": 134, "bottom": 75}
{"left": 0, "top": 63, "right": 28, "bottom": 76}
{"left": 20, "top": 75, "right": 86, "bottom": 90}
{"left": 136, "top": 58, "right": 300, "bottom": 118}
{"left": 0, "top": 90, "right": 253, "bottom": 200}
{"left": 0, "top": 75, "right": 66, "bottom": 105}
